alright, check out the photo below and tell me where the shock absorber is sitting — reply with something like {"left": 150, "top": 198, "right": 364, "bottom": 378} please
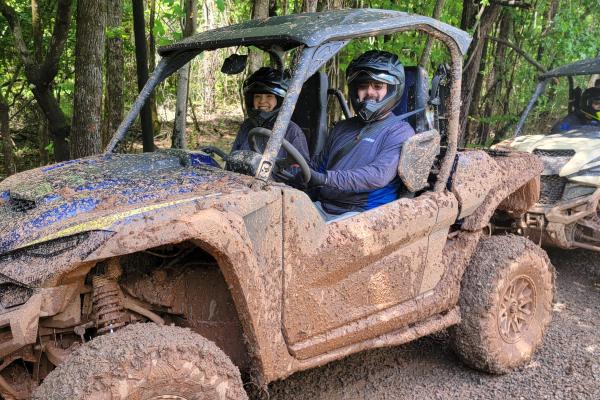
{"left": 92, "top": 259, "right": 126, "bottom": 335}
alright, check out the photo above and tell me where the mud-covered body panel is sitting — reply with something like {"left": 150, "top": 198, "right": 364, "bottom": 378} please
{"left": 461, "top": 152, "right": 543, "bottom": 231}
{"left": 449, "top": 150, "right": 499, "bottom": 219}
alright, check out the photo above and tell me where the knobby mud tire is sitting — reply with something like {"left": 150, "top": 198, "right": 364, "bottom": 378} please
{"left": 450, "top": 235, "right": 555, "bottom": 374}
{"left": 32, "top": 323, "right": 248, "bottom": 400}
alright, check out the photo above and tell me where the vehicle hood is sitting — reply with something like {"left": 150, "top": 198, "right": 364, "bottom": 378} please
{"left": 0, "top": 150, "right": 255, "bottom": 255}
{"left": 504, "top": 130, "right": 600, "bottom": 186}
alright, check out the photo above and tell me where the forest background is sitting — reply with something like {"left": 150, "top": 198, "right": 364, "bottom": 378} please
{"left": 0, "top": 0, "right": 599, "bottom": 179}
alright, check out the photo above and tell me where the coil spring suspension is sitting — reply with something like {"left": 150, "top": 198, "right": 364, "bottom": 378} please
{"left": 92, "top": 267, "right": 126, "bottom": 335}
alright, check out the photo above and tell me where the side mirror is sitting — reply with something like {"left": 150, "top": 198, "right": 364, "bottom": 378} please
{"left": 221, "top": 54, "right": 247, "bottom": 75}
{"left": 398, "top": 129, "right": 441, "bottom": 192}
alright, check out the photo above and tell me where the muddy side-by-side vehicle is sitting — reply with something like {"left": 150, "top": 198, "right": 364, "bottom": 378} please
{"left": 495, "top": 57, "right": 600, "bottom": 252}
{"left": 0, "top": 9, "right": 554, "bottom": 400}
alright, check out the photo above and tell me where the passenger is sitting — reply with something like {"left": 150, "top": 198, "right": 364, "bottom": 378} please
{"left": 551, "top": 87, "right": 600, "bottom": 133}
{"left": 231, "top": 67, "right": 309, "bottom": 161}
{"left": 305, "top": 50, "right": 415, "bottom": 221}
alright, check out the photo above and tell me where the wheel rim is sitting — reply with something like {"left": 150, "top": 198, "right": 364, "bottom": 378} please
{"left": 498, "top": 275, "right": 537, "bottom": 343}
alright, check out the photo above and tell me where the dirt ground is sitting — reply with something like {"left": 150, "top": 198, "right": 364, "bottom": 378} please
{"left": 260, "top": 248, "right": 600, "bottom": 400}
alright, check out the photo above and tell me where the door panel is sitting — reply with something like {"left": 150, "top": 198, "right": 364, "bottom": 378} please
{"left": 282, "top": 189, "right": 458, "bottom": 359}
{"left": 282, "top": 191, "right": 439, "bottom": 342}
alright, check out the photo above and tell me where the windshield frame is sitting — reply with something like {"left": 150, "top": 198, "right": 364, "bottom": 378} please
{"left": 105, "top": 23, "right": 465, "bottom": 192}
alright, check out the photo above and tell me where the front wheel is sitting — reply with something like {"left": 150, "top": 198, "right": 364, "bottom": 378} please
{"left": 33, "top": 323, "right": 248, "bottom": 400}
{"left": 450, "top": 235, "right": 555, "bottom": 374}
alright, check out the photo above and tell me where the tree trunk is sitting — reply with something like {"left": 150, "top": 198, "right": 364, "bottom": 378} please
{"left": 0, "top": 100, "right": 16, "bottom": 177}
{"left": 460, "top": 0, "right": 478, "bottom": 30}
{"left": 31, "top": 0, "right": 43, "bottom": 63}
{"left": 33, "top": 86, "right": 71, "bottom": 161}
{"left": 0, "top": 0, "right": 73, "bottom": 161}
{"left": 148, "top": 0, "right": 161, "bottom": 135}
{"left": 202, "top": 0, "right": 217, "bottom": 116}
{"left": 302, "top": 0, "right": 318, "bottom": 12}
{"left": 464, "top": 36, "right": 490, "bottom": 144}
{"left": 71, "top": 0, "right": 106, "bottom": 158}
{"left": 536, "top": 0, "right": 559, "bottom": 62}
{"left": 479, "top": 10, "right": 512, "bottom": 144}
{"left": 419, "top": 0, "right": 446, "bottom": 67}
{"left": 459, "top": 3, "right": 502, "bottom": 144}
{"left": 132, "top": 0, "right": 154, "bottom": 152}
{"left": 149, "top": 0, "right": 157, "bottom": 73}
{"left": 38, "top": 111, "right": 50, "bottom": 165}
{"left": 172, "top": 0, "right": 197, "bottom": 149}
{"left": 104, "top": 0, "right": 124, "bottom": 147}
{"left": 248, "top": 0, "right": 270, "bottom": 73}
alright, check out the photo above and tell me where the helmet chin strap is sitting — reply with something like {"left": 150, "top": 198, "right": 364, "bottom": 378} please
{"left": 357, "top": 99, "right": 382, "bottom": 121}
{"left": 250, "top": 109, "right": 279, "bottom": 126}
{"left": 355, "top": 87, "right": 397, "bottom": 122}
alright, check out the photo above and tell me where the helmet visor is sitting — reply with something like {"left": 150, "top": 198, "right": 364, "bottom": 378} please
{"left": 347, "top": 69, "right": 401, "bottom": 85}
{"left": 243, "top": 82, "right": 286, "bottom": 98}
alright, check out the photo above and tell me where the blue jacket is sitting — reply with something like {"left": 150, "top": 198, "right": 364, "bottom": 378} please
{"left": 311, "top": 115, "right": 415, "bottom": 214}
{"left": 551, "top": 113, "right": 600, "bottom": 133}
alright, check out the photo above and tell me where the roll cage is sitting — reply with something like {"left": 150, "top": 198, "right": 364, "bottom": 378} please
{"left": 514, "top": 57, "right": 600, "bottom": 137}
{"left": 105, "top": 8, "right": 471, "bottom": 192}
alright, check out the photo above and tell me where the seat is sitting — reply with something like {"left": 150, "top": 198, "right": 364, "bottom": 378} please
{"left": 291, "top": 72, "right": 329, "bottom": 157}
{"left": 392, "top": 66, "right": 430, "bottom": 133}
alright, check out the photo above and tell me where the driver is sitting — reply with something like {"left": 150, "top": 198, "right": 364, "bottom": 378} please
{"left": 551, "top": 87, "right": 600, "bottom": 133}
{"left": 231, "top": 67, "right": 309, "bottom": 161}
{"left": 306, "top": 50, "right": 415, "bottom": 221}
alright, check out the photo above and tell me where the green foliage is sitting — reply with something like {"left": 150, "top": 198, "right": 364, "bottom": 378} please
{"left": 44, "top": 141, "right": 54, "bottom": 155}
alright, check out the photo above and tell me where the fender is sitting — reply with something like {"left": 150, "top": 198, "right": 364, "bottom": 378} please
{"left": 84, "top": 203, "right": 290, "bottom": 384}
{"left": 462, "top": 152, "right": 542, "bottom": 231}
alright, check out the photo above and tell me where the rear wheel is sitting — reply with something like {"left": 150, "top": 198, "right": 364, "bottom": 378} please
{"left": 33, "top": 323, "right": 248, "bottom": 400}
{"left": 450, "top": 235, "right": 555, "bottom": 373}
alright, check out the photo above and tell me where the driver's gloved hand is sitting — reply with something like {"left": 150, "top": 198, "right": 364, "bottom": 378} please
{"left": 307, "top": 170, "right": 326, "bottom": 188}
{"left": 272, "top": 160, "right": 304, "bottom": 188}
{"left": 285, "top": 167, "right": 326, "bottom": 188}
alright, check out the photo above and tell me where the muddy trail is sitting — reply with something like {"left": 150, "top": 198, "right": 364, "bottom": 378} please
{"left": 259, "top": 248, "right": 600, "bottom": 400}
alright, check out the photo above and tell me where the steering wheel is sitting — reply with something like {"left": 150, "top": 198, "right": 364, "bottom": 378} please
{"left": 247, "top": 127, "right": 311, "bottom": 183}
{"left": 199, "top": 145, "right": 229, "bottom": 163}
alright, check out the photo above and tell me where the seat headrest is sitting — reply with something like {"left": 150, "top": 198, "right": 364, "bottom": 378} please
{"left": 393, "top": 66, "right": 429, "bottom": 133}
{"left": 291, "top": 72, "right": 329, "bottom": 156}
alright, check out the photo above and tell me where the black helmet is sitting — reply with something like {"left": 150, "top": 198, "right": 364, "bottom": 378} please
{"left": 243, "top": 67, "right": 290, "bottom": 125}
{"left": 580, "top": 87, "right": 600, "bottom": 121}
{"left": 346, "top": 50, "right": 405, "bottom": 122}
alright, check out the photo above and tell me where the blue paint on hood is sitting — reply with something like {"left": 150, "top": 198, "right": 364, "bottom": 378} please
{"left": 0, "top": 149, "right": 253, "bottom": 255}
